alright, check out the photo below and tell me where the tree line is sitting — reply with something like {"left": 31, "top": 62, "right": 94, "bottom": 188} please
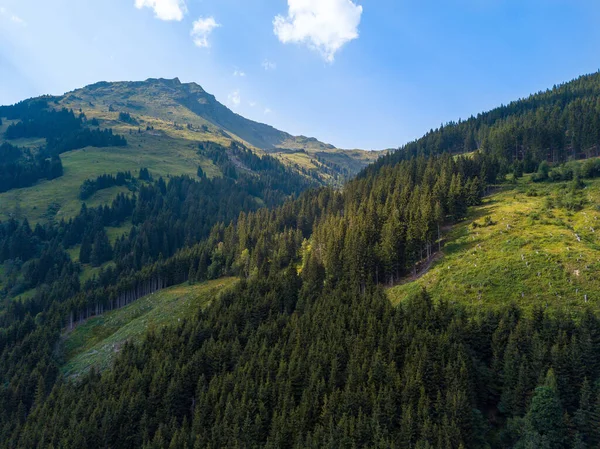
{"left": 79, "top": 171, "right": 134, "bottom": 200}
{"left": 0, "top": 100, "right": 127, "bottom": 193}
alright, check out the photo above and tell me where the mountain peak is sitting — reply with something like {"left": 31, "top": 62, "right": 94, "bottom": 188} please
{"left": 145, "top": 77, "right": 182, "bottom": 87}
{"left": 58, "top": 78, "right": 376, "bottom": 165}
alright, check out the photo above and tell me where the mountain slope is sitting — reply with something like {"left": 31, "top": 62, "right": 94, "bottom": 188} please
{"left": 389, "top": 169, "right": 600, "bottom": 312}
{"left": 64, "top": 78, "right": 328, "bottom": 151}
{"left": 59, "top": 77, "right": 378, "bottom": 171}
{"left": 0, "top": 78, "right": 379, "bottom": 223}
{"left": 5, "top": 73, "right": 600, "bottom": 448}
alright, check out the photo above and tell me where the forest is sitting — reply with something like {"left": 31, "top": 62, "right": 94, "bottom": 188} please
{"left": 2, "top": 72, "right": 600, "bottom": 447}
{"left": 0, "top": 101, "right": 127, "bottom": 194}
{"left": 0, "top": 142, "right": 63, "bottom": 193}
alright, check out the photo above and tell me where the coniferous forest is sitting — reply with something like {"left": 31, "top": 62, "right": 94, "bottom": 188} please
{"left": 3, "top": 71, "right": 600, "bottom": 448}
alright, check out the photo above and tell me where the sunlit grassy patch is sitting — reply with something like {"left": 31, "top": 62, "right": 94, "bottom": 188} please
{"left": 388, "top": 176, "right": 600, "bottom": 314}
{"left": 61, "top": 277, "right": 238, "bottom": 378}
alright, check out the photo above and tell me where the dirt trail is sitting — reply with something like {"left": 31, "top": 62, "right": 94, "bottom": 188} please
{"left": 397, "top": 251, "right": 444, "bottom": 286}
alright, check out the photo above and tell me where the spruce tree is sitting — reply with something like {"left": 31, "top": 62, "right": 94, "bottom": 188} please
{"left": 79, "top": 235, "right": 92, "bottom": 264}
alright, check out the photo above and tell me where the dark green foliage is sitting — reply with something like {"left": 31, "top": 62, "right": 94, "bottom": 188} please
{"left": 79, "top": 171, "right": 133, "bottom": 200}
{"left": 515, "top": 370, "right": 566, "bottom": 448}
{"left": 370, "top": 71, "right": 600, "bottom": 177}
{"left": 138, "top": 167, "right": 151, "bottom": 181}
{"left": 118, "top": 111, "right": 137, "bottom": 124}
{"left": 7, "top": 274, "right": 600, "bottom": 448}
{"left": 79, "top": 234, "right": 92, "bottom": 264}
{"left": 0, "top": 143, "right": 63, "bottom": 192}
{"left": 1, "top": 104, "right": 127, "bottom": 157}
{"left": 90, "top": 229, "right": 112, "bottom": 266}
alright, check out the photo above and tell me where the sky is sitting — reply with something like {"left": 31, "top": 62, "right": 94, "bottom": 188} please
{"left": 1, "top": 0, "right": 600, "bottom": 150}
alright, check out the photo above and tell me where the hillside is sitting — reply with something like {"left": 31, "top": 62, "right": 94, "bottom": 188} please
{"left": 61, "top": 278, "right": 237, "bottom": 379}
{"left": 389, "top": 170, "right": 600, "bottom": 313}
{"left": 4, "top": 72, "right": 600, "bottom": 448}
{"left": 63, "top": 78, "right": 334, "bottom": 152}
{"left": 0, "top": 78, "right": 379, "bottom": 223}
{"left": 368, "top": 71, "right": 600, "bottom": 175}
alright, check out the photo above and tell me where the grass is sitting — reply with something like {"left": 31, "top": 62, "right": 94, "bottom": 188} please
{"left": 388, "top": 176, "right": 600, "bottom": 315}
{"left": 0, "top": 133, "right": 217, "bottom": 224}
{"left": 60, "top": 277, "right": 238, "bottom": 379}
{"left": 106, "top": 220, "right": 132, "bottom": 245}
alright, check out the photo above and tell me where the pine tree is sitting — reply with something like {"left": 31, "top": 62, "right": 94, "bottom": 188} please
{"left": 91, "top": 230, "right": 113, "bottom": 267}
{"left": 574, "top": 378, "right": 598, "bottom": 447}
{"left": 517, "top": 369, "right": 566, "bottom": 449}
{"left": 79, "top": 235, "right": 92, "bottom": 264}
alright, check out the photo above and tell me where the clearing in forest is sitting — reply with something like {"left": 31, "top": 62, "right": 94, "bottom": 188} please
{"left": 388, "top": 176, "right": 600, "bottom": 314}
{"left": 61, "top": 277, "right": 238, "bottom": 378}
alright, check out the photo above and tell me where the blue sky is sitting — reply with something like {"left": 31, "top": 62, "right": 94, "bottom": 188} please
{"left": 1, "top": 0, "right": 599, "bottom": 149}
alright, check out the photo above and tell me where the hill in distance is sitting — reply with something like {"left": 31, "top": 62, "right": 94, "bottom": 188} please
{"left": 59, "top": 77, "right": 378, "bottom": 173}
{"left": 0, "top": 78, "right": 379, "bottom": 223}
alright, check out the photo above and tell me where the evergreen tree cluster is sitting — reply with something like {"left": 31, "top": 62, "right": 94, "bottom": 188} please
{"left": 7, "top": 274, "right": 600, "bottom": 448}
{"left": 0, "top": 102, "right": 127, "bottom": 166}
{"left": 370, "top": 71, "right": 600, "bottom": 175}
{"left": 0, "top": 101, "right": 127, "bottom": 193}
{"left": 79, "top": 171, "right": 134, "bottom": 200}
{"left": 0, "top": 143, "right": 63, "bottom": 193}
{"left": 118, "top": 111, "right": 137, "bottom": 124}
{"left": 198, "top": 141, "right": 316, "bottom": 198}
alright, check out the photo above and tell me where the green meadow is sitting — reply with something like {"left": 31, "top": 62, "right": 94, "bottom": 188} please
{"left": 388, "top": 175, "right": 600, "bottom": 314}
{"left": 60, "top": 277, "right": 238, "bottom": 379}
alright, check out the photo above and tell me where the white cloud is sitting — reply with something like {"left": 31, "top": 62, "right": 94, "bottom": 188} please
{"left": 0, "top": 7, "right": 25, "bottom": 25}
{"left": 264, "top": 108, "right": 272, "bottom": 115}
{"left": 249, "top": 101, "right": 257, "bottom": 107}
{"left": 134, "top": 0, "right": 187, "bottom": 21}
{"left": 233, "top": 69, "right": 246, "bottom": 77}
{"left": 262, "top": 60, "right": 277, "bottom": 71}
{"left": 191, "top": 16, "right": 220, "bottom": 48}
{"left": 228, "top": 90, "right": 241, "bottom": 108}
{"left": 273, "top": 0, "right": 362, "bottom": 62}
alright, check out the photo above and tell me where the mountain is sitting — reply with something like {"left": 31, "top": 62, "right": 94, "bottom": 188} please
{"left": 0, "top": 78, "right": 379, "bottom": 223}
{"left": 4, "top": 72, "right": 600, "bottom": 448}
{"left": 60, "top": 77, "right": 378, "bottom": 173}
{"left": 69, "top": 78, "right": 334, "bottom": 151}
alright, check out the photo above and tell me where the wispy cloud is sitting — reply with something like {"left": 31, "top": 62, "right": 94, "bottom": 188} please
{"left": 262, "top": 60, "right": 277, "bottom": 71}
{"left": 264, "top": 108, "right": 272, "bottom": 115}
{"left": 10, "top": 14, "right": 25, "bottom": 25}
{"left": 273, "top": 0, "right": 362, "bottom": 62}
{"left": 191, "top": 17, "right": 221, "bottom": 48}
{"left": 228, "top": 90, "right": 241, "bottom": 108}
{"left": 134, "top": 0, "right": 187, "bottom": 21}
{"left": 233, "top": 69, "right": 246, "bottom": 77}
{"left": 0, "top": 7, "right": 26, "bottom": 26}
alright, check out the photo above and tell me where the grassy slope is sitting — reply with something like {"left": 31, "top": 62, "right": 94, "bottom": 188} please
{"left": 0, "top": 84, "right": 377, "bottom": 223}
{"left": 0, "top": 125, "right": 218, "bottom": 223}
{"left": 388, "top": 176, "right": 600, "bottom": 314}
{"left": 61, "top": 277, "right": 238, "bottom": 378}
